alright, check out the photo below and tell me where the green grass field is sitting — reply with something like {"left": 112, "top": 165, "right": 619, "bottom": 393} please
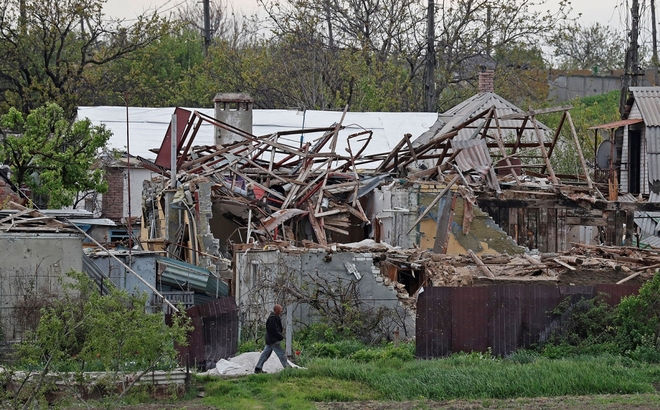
{"left": 199, "top": 351, "right": 660, "bottom": 409}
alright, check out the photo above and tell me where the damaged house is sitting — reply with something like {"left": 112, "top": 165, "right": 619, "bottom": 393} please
{"left": 64, "top": 75, "right": 660, "bottom": 358}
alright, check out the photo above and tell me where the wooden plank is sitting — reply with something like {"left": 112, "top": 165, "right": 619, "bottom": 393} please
{"left": 314, "top": 209, "right": 343, "bottom": 218}
{"left": 12, "top": 216, "right": 56, "bottom": 225}
{"left": 553, "top": 258, "right": 576, "bottom": 271}
{"left": 0, "top": 209, "right": 32, "bottom": 224}
{"left": 499, "top": 105, "right": 573, "bottom": 119}
{"left": 324, "top": 224, "right": 349, "bottom": 236}
{"left": 306, "top": 201, "right": 327, "bottom": 245}
{"left": 530, "top": 115, "right": 559, "bottom": 185}
{"left": 477, "top": 276, "right": 558, "bottom": 282}
{"left": 548, "top": 208, "right": 557, "bottom": 253}
{"left": 407, "top": 174, "right": 460, "bottom": 234}
{"left": 508, "top": 207, "right": 518, "bottom": 243}
{"left": 557, "top": 208, "right": 566, "bottom": 251}
{"left": 605, "top": 211, "right": 616, "bottom": 246}
{"left": 617, "top": 263, "right": 660, "bottom": 284}
{"left": 538, "top": 208, "right": 548, "bottom": 252}
{"left": 433, "top": 193, "right": 457, "bottom": 254}
{"left": 468, "top": 249, "right": 495, "bottom": 278}
{"left": 566, "top": 111, "right": 594, "bottom": 189}
{"left": 565, "top": 217, "right": 609, "bottom": 226}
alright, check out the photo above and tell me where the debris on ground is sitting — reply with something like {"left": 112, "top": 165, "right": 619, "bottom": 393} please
{"left": 199, "top": 352, "right": 302, "bottom": 377}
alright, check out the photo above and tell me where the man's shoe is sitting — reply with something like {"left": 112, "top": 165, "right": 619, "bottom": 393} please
{"left": 254, "top": 368, "right": 265, "bottom": 374}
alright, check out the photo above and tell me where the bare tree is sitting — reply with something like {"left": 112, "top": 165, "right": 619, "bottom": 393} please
{"left": 549, "top": 22, "right": 626, "bottom": 71}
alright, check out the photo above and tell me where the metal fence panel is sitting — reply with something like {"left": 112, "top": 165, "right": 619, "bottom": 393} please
{"left": 168, "top": 296, "right": 238, "bottom": 367}
{"left": 417, "top": 284, "right": 640, "bottom": 358}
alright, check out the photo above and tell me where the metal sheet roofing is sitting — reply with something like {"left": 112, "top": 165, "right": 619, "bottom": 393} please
{"left": 452, "top": 139, "right": 500, "bottom": 191}
{"left": 647, "top": 128, "right": 660, "bottom": 189}
{"left": 589, "top": 118, "right": 643, "bottom": 130}
{"left": 630, "top": 87, "right": 660, "bottom": 126}
{"left": 157, "top": 256, "right": 229, "bottom": 297}
{"left": 640, "top": 235, "right": 660, "bottom": 248}
{"left": 77, "top": 107, "right": 439, "bottom": 167}
{"left": 433, "top": 92, "right": 551, "bottom": 142}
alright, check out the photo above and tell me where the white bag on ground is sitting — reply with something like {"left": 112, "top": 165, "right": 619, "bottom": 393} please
{"left": 216, "top": 359, "right": 244, "bottom": 375}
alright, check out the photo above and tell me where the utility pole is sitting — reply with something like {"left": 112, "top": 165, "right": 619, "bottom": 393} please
{"left": 620, "top": 0, "right": 640, "bottom": 118}
{"left": 325, "top": 0, "right": 334, "bottom": 49}
{"left": 424, "top": 0, "right": 436, "bottom": 112}
{"left": 652, "top": 0, "right": 659, "bottom": 85}
{"left": 203, "top": 0, "right": 211, "bottom": 57}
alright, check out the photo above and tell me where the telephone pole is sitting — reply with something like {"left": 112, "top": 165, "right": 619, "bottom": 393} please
{"left": 652, "top": 0, "right": 659, "bottom": 85}
{"left": 203, "top": 0, "right": 211, "bottom": 57}
{"left": 620, "top": 0, "right": 640, "bottom": 118}
{"left": 424, "top": 0, "right": 436, "bottom": 112}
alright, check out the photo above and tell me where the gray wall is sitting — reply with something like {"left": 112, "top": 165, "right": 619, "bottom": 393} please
{"left": 549, "top": 74, "right": 651, "bottom": 103}
{"left": 0, "top": 233, "right": 83, "bottom": 340}
{"left": 234, "top": 248, "right": 416, "bottom": 346}
{"left": 87, "top": 251, "right": 158, "bottom": 299}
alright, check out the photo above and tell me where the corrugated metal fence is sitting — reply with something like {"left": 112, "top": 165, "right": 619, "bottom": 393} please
{"left": 416, "top": 284, "right": 640, "bottom": 358}
{"left": 168, "top": 296, "right": 239, "bottom": 367}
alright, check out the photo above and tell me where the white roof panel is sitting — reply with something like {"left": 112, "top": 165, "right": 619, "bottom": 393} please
{"left": 77, "top": 107, "right": 439, "bottom": 168}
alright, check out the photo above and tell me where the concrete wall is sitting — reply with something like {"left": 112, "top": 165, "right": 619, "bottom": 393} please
{"left": 548, "top": 73, "right": 652, "bottom": 103}
{"left": 0, "top": 233, "right": 83, "bottom": 341}
{"left": 87, "top": 251, "right": 159, "bottom": 299}
{"left": 234, "top": 248, "right": 415, "bottom": 347}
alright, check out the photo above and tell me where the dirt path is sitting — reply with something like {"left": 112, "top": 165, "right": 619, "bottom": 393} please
{"left": 99, "top": 394, "right": 660, "bottom": 409}
{"left": 315, "top": 394, "right": 660, "bottom": 409}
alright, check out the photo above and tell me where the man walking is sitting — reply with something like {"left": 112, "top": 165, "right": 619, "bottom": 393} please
{"left": 254, "top": 304, "right": 290, "bottom": 373}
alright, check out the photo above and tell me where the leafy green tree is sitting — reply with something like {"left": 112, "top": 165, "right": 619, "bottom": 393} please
{"left": 616, "top": 274, "right": 660, "bottom": 357}
{"left": 0, "top": 0, "right": 168, "bottom": 117}
{"left": 15, "top": 271, "right": 192, "bottom": 407}
{"left": 82, "top": 28, "right": 207, "bottom": 107}
{"left": 0, "top": 103, "right": 110, "bottom": 208}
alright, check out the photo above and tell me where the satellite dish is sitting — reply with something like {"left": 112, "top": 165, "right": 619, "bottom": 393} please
{"left": 596, "top": 140, "right": 617, "bottom": 169}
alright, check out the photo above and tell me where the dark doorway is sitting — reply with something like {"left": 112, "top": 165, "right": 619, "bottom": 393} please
{"left": 628, "top": 129, "right": 642, "bottom": 194}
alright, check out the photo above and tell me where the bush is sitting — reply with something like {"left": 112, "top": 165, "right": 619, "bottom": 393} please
{"left": 237, "top": 339, "right": 264, "bottom": 354}
{"left": 296, "top": 323, "right": 343, "bottom": 345}
{"left": 307, "top": 340, "right": 366, "bottom": 358}
{"left": 627, "top": 346, "right": 660, "bottom": 364}
{"left": 351, "top": 343, "right": 414, "bottom": 363}
{"left": 616, "top": 273, "right": 660, "bottom": 354}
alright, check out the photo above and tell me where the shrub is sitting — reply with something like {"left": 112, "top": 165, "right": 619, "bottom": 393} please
{"left": 616, "top": 273, "right": 660, "bottom": 354}
{"left": 307, "top": 340, "right": 366, "bottom": 358}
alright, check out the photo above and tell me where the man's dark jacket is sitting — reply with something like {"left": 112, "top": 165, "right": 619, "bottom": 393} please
{"left": 265, "top": 312, "right": 284, "bottom": 345}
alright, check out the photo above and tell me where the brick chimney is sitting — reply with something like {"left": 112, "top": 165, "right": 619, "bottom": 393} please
{"left": 478, "top": 70, "right": 495, "bottom": 94}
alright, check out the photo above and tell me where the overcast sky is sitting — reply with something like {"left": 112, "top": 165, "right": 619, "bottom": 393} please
{"left": 102, "top": 0, "right": 260, "bottom": 20}
{"left": 103, "top": 0, "right": 627, "bottom": 26}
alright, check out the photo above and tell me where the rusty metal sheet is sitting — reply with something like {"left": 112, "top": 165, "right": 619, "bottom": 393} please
{"left": 417, "top": 284, "right": 640, "bottom": 358}
{"left": 416, "top": 287, "right": 453, "bottom": 358}
{"left": 155, "top": 108, "right": 192, "bottom": 168}
{"left": 452, "top": 286, "right": 490, "bottom": 353}
{"left": 170, "top": 297, "right": 238, "bottom": 367}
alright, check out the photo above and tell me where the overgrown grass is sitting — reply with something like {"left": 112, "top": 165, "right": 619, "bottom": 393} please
{"left": 202, "top": 375, "right": 380, "bottom": 409}
{"left": 200, "top": 350, "right": 660, "bottom": 409}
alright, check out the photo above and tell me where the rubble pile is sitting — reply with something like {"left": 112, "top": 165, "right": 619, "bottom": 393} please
{"left": 360, "top": 243, "right": 660, "bottom": 309}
